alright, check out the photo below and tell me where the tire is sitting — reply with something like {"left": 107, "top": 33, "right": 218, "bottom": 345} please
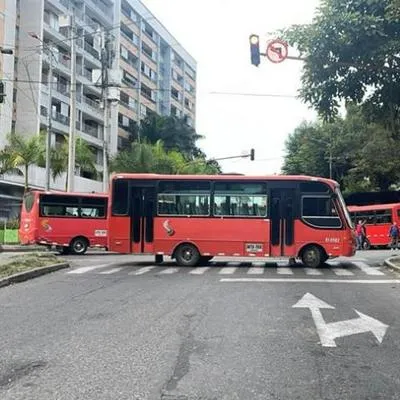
{"left": 362, "top": 239, "right": 371, "bottom": 250}
{"left": 200, "top": 256, "right": 213, "bottom": 264}
{"left": 175, "top": 243, "right": 200, "bottom": 267}
{"left": 301, "top": 245, "right": 324, "bottom": 268}
{"left": 69, "top": 237, "right": 88, "bottom": 255}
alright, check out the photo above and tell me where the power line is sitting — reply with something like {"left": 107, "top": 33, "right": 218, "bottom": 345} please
{"left": 209, "top": 91, "right": 298, "bottom": 98}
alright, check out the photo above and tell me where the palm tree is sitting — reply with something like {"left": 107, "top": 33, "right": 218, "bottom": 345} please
{"left": 0, "top": 149, "right": 24, "bottom": 177}
{"left": 5, "top": 133, "right": 40, "bottom": 190}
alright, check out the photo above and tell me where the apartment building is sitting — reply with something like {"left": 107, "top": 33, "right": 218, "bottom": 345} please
{"left": 116, "top": 0, "right": 197, "bottom": 150}
{"left": 15, "top": 0, "right": 118, "bottom": 192}
{"left": 0, "top": 0, "right": 197, "bottom": 218}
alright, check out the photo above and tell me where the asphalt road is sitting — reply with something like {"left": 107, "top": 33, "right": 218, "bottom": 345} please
{"left": 0, "top": 250, "right": 399, "bottom": 400}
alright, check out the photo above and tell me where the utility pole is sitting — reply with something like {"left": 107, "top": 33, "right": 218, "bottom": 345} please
{"left": 100, "top": 30, "right": 115, "bottom": 192}
{"left": 28, "top": 33, "right": 52, "bottom": 191}
{"left": 46, "top": 51, "right": 53, "bottom": 191}
{"left": 66, "top": 14, "right": 76, "bottom": 192}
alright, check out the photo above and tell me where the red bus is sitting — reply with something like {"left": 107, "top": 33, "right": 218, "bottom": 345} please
{"left": 348, "top": 203, "right": 399, "bottom": 249}
{"left": 19, "top": 190, "right": 108, "bottom": 255}
{"left": 107, "top": 174, "right": 355, "bottom": 267}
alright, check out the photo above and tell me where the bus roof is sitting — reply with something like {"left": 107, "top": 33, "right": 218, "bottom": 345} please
{"left": 348, "top": 203, "right": 400, "bottom": 211}
{"left": 27, "top": 190, "right": 108, "bottom": 198}
{"left": 111, "top": 173, "right": 338, "bottom": 187}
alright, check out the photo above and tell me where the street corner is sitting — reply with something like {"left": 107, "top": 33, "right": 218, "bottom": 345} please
{"left": 384, "top": 256, "right": 400, "bottom": 273}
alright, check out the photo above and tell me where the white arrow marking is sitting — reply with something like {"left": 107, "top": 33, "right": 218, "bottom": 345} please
{"left": 293, "top": 293, "right": 388, "bottom": 347}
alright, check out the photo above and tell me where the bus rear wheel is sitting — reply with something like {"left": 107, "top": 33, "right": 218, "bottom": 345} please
{"left": 175, "top": 243, "right": 200, "bottom": 267}
{"left": 301, "top": 245, "right": 325, "bottom": 268}
{"left": 70, "top": 237, "right": 88, "bottom": 255}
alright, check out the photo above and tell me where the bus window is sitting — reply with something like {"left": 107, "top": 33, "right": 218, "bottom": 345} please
{"left": 375, "top": 209, "right": 392, "bottom": 224}
{"left": 301, "top": 196, "right": 342, "bottom": 228}
{"left": 157, "top": 194, "right": 210, "bottom": 216}
{"left": 23, "top": 192, "right": 35, "bottom": 213}
{"left": 40, "top": 194, "right": 80, "bottom": 217}
{"left": 112, "top": 179, "right": 129, "bottom": 215}
{"left": 80, "top": 197, "right": 107, "bottom": 218}
{"left": 213, "top": 182, "right": 267, "bottom": 217}
{"left": 300, "top": 181, "right": 330, "bottom": 193}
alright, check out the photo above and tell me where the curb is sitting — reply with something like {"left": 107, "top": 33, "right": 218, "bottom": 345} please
{"left": 0, "top": 263, "right": 70, "bottom": 288}
{"left": 384, "top": 257, "right": 400, "bottom": 272}
{"left": 0, "top": 246, "right": 48, "bottom": 253}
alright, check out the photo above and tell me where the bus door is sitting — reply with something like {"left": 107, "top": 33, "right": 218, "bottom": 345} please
{"left": 270, "top": 189, "right": 296, "bottom": 257}
{"left": 131, "top": 184, "right": 156, "bottom": 254}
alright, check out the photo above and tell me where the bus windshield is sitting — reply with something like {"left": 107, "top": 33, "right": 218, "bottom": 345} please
{"left": 336, "top": 188, "right": 353, "bottom": 229}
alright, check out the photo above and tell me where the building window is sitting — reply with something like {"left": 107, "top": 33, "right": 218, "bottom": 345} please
{"left": 171, "top": 87, "right": 181, "bottom": 101}
{"left": 120, "top": 23, "right": 138, "bottom": 46}
{"left": 122, "top": 70, "right": 137, "bottom": 87}
{"left": 185, "top": 65, "right": 196, "bottom": 79}
{"left": 142, "top": 42, "right": 157, "bottom": 61}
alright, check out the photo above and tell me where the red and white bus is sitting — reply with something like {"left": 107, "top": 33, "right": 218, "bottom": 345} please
{"left": 19, "top": 190, "right": 108, "bottom": 255}
{"left": 348, "top": 203, "right": 400, "bottom": 249}
{"left": 107, "top": 174, "right": 355, "bottom": 267}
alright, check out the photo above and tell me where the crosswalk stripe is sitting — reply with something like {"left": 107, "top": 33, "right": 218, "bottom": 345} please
{"left": 67, "top": 264, "right": 112, "bottom": 274}
{"left": 247, "top": 267, "right": 264, "bottom": 275}
{"left": 353, "top": 261, "right": 385, "bottom": 276}
{"left": 99, "top": 267, "right": 123, "bottom": 275}
{"left": 129, "top": 266, "right": 155, "bottom": 275}
{"left": 219, "top": 267, "right": 237, "bottom": 275}
{"left": 304, "top": 268, "right": 323, "bottom": 276}
{"left": 159, "top": 268, "right": 179, "bottom": 274}
{"left": 276, "top": 267, "right": 294, "bottom": 275}
{"left": 190, "top": 267, "right": 210, "bottom": 275}
{"left": 332, "top": 268, "right": 354, "bottom": 276}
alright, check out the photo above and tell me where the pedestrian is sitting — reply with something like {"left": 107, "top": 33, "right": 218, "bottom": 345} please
{"left": 355, "top": 220, "right": 365, "bottom": 250}
{"left": 388, "top": 221, "right": 400, "bottom": 250}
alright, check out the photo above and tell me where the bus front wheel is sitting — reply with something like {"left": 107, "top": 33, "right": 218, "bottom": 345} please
{"left": 70, "top": 237, "right": 88, "bottom": 255}
{"left": 301, "top": 245, "right": 325, "bottom": 268}
{"left": 175, "top": 243, "right": 200, "bottom": 267}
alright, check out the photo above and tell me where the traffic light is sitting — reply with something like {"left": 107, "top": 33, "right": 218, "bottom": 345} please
{"left": 0, "top": 81, "right": 5, "bottom": 104}
{"left": 249, "top": 34, "right": 260, "bottom": 66}
{"left": 250, "top": 148, "right": 255, "bottom": 161}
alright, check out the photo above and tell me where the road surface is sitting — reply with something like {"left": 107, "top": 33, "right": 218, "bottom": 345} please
{"left": 0, "top": 250, "right": 399, "bottom": 399}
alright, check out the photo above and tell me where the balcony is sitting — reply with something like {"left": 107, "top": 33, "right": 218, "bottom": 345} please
{"left": 81, "top": 96, "right": 103, "bottom": 119}
{"left": 83, "top": 123, "right": 103, "bottom": 140}
{"left": 52, "top": 111, "right": 70, "bottom": 126}
{"left": 87, "top": 0, "right": 113, "bottom": 23}
{"left": 84, "top": 42, "right": 101, "bottom": 66}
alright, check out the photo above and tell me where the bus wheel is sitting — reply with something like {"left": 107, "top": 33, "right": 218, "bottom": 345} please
{"left": 301, "top": 245, "right": 324, "bottom": 268}
{"left": 200, "top": 256, "right": 213, "bottom": 265}
{"left": 175, "top": 243, "right": 200, "bottom": 267}
{"left": 362, "top": 240, "right": 371, "bottom": 250}
{"left": 70, "top": 237, "right": 88, "bottom": 255}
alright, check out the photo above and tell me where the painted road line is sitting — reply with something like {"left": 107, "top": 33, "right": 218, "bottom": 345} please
{"left": 332, "top": 268, "right": 354, "bottom": 276}
{"left": 159, "top": 268, "right": 179, "bottom": 274}
{"left": 129, "top": 266, "right": 156, "bottom": 276}
{"left": 276, "top": 267, "right": 294, "bottom": 275}
{"left": 304, "top": 268, "right": 323, "bottom": 276}
{"left": 220, "top": 278, "right": 400, "bottom": 283}
{"left": 189, "top": 267, "right": 210, "bottom": 275}
{"left": 99, "top": 267, "right": 123, "bottom": 275}
{"left": 247, "top": 267, "right": 264, "bottom": 275}
{"left": 67, "top": 264, "right": 112, "bottom": 274}
{"left": 219, "top": 267, "right": 237, "bottom": 275}
{"left": 353, "top": 261, "right": 385, "bottom": 276}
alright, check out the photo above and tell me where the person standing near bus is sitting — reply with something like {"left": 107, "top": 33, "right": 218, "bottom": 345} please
{"left": 388, "top": 221, "right": 400, "bottom": 250}
{"left": 355, "top": 220, "right": 365, "bottom": 250}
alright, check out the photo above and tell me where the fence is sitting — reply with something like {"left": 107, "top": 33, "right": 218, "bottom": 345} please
{"left": 0, "top": 220, "right": 19, "bottom": 244}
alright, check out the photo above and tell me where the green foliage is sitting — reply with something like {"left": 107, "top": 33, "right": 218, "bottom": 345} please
{"left": 110, "top": 140, "right": 220, "bottom": 175}
{"left": 282, "top": 105, "right": 400, "bottom": 192}
{"left": 280, "top": 0, "right": 400, "bottom": 132}
{"left": 4, "top": 133, "right": 41, "bottom": 189}
{"left": 137, "top": 112, "right": 204, "bottom": 158}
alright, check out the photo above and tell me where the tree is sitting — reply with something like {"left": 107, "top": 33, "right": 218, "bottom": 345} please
{"left": 136, "top": 112, "right": 204, "bottom": 158}
{"left": 281, "top": 0, "right": 400, "bottom": 132}
{"left": 110, "top": 140, "right": 220, "bottom": 175}
{"left": 38, "top": 133, "right": 96, "bottom": 189}
{"left": 282, "top": 105, "right": 400, "bottom": 192}
{"left": 5, "top": 134, "right": 40, "bottom": 190}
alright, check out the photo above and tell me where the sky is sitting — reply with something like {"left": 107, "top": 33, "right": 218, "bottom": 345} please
{"left": 142, "top": 0, "right": 321, "bottom": 175}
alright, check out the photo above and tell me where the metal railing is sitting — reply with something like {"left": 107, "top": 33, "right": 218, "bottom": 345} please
{"left": 84, "top": 42, "right": 99, "bottom": 59}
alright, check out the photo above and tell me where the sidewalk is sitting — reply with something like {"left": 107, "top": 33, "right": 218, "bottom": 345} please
{"left": 0, "top": 244, "right": 46, "bottom": 253}
{"left": 384, "top": 255, "right": 400, "bottom": 272}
